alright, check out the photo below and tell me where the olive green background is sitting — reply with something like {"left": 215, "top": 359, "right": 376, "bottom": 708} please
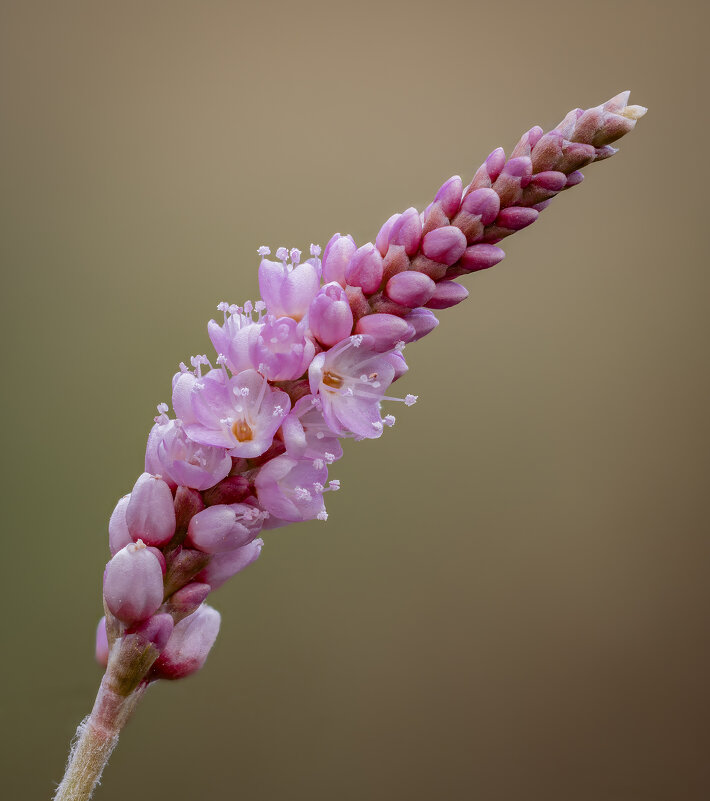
{"left": 2, "top": 1, "right": 708, "bottom": 799}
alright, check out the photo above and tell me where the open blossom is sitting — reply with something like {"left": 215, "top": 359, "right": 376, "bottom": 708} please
{"left": 250, "top": 315, "right": 316, "bottom": 381}
{"left": 255, "top": 455, "right": 330, "bottom": 522}
{"left": 308, "top": 335, "right": 401, "bottom": 439}
{"left": 281, "top": 395, "right": 344, "bottom": 463}
{"left": 182, "top": 368, "right": 290, "bottom": 458}
{"left": 145, "top": 415, "right": 232, "bottom": 491}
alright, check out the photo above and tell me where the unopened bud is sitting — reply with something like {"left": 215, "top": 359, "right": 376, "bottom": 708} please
{"left": 125, "top": 473, "right": 176, "bottom": 546}
{"left": 163, "top": 582, "right": 211, "bottom": 622}
{"left": 195, "top": 539, "right": 263, "bottom": 590}
{"left": 385, "top": 271, "right": 436, "bottom": 307}
{"left": 151, "top": 604, "right": 221, "bottom": 681}
{"left": 322, "top": 233, "right": 356, "bottom": 285}
{"left": 103, "top": 541, "right": 165, "bottom": 627}
{"left": 345, "top": 243, "right": 384, "bottom": 295}
{"left": 424, "top": 281, "right": 469, "bottom": 310}
{"left": 355, "top": 313, "right": 416, "bottom": 351}
{"left": 109, "top": 494, "right": 132, "bottom": 556}
{"left": 187, "top": 503, "right": 264, "bottom": 553}
{"left": 403, "top": 307, "right": 439, "bottom": 341}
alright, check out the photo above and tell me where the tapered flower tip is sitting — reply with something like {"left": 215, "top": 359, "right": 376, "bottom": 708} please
{"left": 95, "top": 617, "right": 109, "bottom": 668}
{"left": 404, "top": 307, "right": 439, "bottom": 341}
{"left": 151, "top": 604, "right": 221, "bottom": 681}
{"left": 322, "top": 233, "right": 356, "bottom": 285}
{"left": 195, "top": 538, "right": 263, "bottom": 590}
{"left": 103, "top": 540, "right": 165, "bottom": 627}
{"left": 125, "top": 473, "right": 177, "bottom": 546}
{"left": 108, "top": 494, "right": 132, "bottom": 556}
{"left": 129, "top": 612, "right": 174, "bottom": 651}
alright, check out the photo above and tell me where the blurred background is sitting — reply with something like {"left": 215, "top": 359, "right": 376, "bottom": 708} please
{"left": 1, "top": 1, "right": 708, "bottom": 799}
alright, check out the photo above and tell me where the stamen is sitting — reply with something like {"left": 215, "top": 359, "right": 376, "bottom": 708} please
{"left": 384, "top": 415, "right": 396, "bottom": 427}
{"left": 290, "top": 248, "right": 301, "bottom": 265}
{"left": 316, "top": 510, "right": 329, "bottom": 521}
{"left": 310, "top": 243, "right": 321, "bottom": 257}
{"left": 276, "top": 246, "right": 289, "bottom": 263}
{"left": 313, "top": 458, "right": 325, "bottom": 470}
{"left": 257, "top": 246, "right": 271, "bottom": 256}
{"left": 404, "top": 394, "right": 418, "bottom": 406}
{"left": 328, "top": 480, "right": 340, "bottom": 491}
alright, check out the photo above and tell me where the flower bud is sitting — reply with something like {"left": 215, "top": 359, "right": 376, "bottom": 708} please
{"left": 355, "top": 313, "right": 416, "bottom": 351}
{"left": 421, "top": 226, "right": 467, "bottom": 266}
{"left": 308, "top": 282, "right": 354, "bottom": 346}
{"left": 163, "top": 582, "right": 211, "bottom": 622}
{"left": 322, "top": 234, "right": 356, "bottom": 285}
{"left": 375, "top": 213, "right": 400, "bottom": 256}
{"left": 485, "top": 147, "right": 506, "bottom": 181}
{"left": 434, "top": 175, "right": 463, "bottom": 218}
{"left": 458, "top": 244, "right": 506, "bottom": 273}
{"left": 202, "top": 475, "right": 252, "bottom": 506}
{"left": 345, "top": 243, "right": 384, "bottom": 294}
{"left": 151, "top": 604, "right": 221, "bottom": 681}
{"left": 195, "top": 539, "right": 263, "bottom": 590}
{"left": 109, "top": 494, "right": 132, "bottom": 556}
{"left": 461, "top": 188, "right": 500, "bottom": 224}
{"left": 187, "top": 503, "right": 264, "bottom": 554}
{"left": 403, "top": 307, "right": 439, "bottom": 341}
{"left": 425, "top": 281, "right": 469, "bottom": 310}
{"left": 103, "top": 541, "right": 165, "bottom": 627}
{"left": 128, "top": 612, "right": 174, "bottom": 651}
{"left": 385, "top": 271, "right": 436, "bottom": 307}
{"left": 388, "top": 208, "right": 422, "bottom": 255}
{"left": 125, "top": 473, "right": 176, "bottom": 546}
{"left": 496, "top": 206, "right": 538, "bottom": 231}
{"left": 95, "top": 617, "right": 109, "bottom": 668}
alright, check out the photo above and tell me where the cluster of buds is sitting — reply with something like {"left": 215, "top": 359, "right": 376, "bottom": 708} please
{"left": 97, "top": 92, "right": 645, "bottom": 689}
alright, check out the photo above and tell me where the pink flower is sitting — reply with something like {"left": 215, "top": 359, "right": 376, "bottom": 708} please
{"left": 258, "top": 248, "right": 320, "bottom": 321}
{"left": 281, "top": 395, "right": 344, "bottom": 463}
{"left": 145, "top": 417, "right": 232, "bottom": 492}
{"left": 151, "top": 604, "right": 221, "bottom": 681}
{"left": 184, "top": 369, "right": 291, "bottom": 459}
{"left": 308, "top": 282, "right": 354, "bottom": 346}
{"left": 207, "top": 304, "right": 262, "bottom": 375}
{"left": 103, "top": 541, "right": 165, "bottom": 627}
{"left": 187, "top": 503, "right": 265, "bottom": 553}
{"left": 255, "top": 454, "right": 329, "bottom": 522}
{"left": 250, "top": 315, "right": 315, "bottom": 381}
{"left": 308, "top": 335, "right": 398, "bottom": 439}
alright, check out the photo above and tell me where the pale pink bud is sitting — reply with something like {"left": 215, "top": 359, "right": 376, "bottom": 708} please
{"left": 151, "top": 604, "right": 221, "bottom": 681}
{"left": 187, "top": 503, "right": 264, "bottom": 553}
{"left": 147, "top": 546, "right": 167, "bottom": 575}
{"left": 389, "top": 208, "right": 422, "bottom": 256}
{"left": 355, "top": 313, "right": 416, "bottom": 351}
{"left": 425, "top": 281, "right": 469, "bottom": 310}
{"left": 125, "top": 472, "right": 176, "bottom": 546}
{"left": 385, "top": 271, "right": 436, "bottom": 307}
{"left": 461, "top": 188, "right": 500, "bottom": 224}
{"left": 308, "top": 282, "right": 355, "bottom": 346}
{"left": 322, "top": 234, "right": 356, "bottom": 285}
{"left": 459, "top": 244, "right": 506, "bottom": 273}
{"left": 421, "top": 226, "right": 467, "bottom": 266}
{"left": 95, "top": 617, "right": 109, "bottom": 667}
{"left": 195, "top": 539, "right": 263, "bottom": 590}
{"left": 345, "top": 243, "right": 384, "bottom": 294}
{"left": 434, "top": 175, "right": 463, "bottom": 217}
{"left": 565, "top": 170, "right": 585, "bottom": 188}
{"left": 109, "top": 494, "right": 132, "bottom": 556}
{"left": 375, "top": 213, "right": 400, "bottom": 256}
{"left": 404, "top": 307, "right": 439, "bottom": 341}
{"left": 103, "top": 541, "right": 165, "bottom": 627}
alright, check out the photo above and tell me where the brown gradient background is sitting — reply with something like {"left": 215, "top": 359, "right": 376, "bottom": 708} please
{"left": 2, "top": 1, "right": 708, "bottom": 799}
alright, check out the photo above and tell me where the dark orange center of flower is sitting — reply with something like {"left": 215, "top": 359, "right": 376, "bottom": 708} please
{"left": 232, "top": 419, "right": 253, "bottom": 442}
{"left": 322, "top": 370, "right": 344, "bottom": 389}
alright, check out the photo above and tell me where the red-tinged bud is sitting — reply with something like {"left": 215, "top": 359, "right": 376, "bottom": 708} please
{"left": 322, "top": 233, "right": 356, "bottom": 285}
{"left": 125, "top": 472, "right": 176, "bottom": 546}
{"left": 346, "top": 243, "right": 384, "bottom": 295}
{"left": 420, "top": 201, "right": 449, "bottom": 236}
{"left": 385, "top": 271, "right": 436, "bottom": 307}
{"left": 382, "top": 244, "right": 411, "bottom": 284}
{"left": 163, "top": 582, "right": 211, "bottom": 622}
{"left": 403, "top": 307, "right": 439, "bottom": 341}
{"left": 421, "top": 226, "right": 467, "bottom": 266}
{"left": 485, "top": 147, "right": 506, "bottom": 181}
{"left": 492, "top": 156, "right": 533, "bottom": 206}
{"left": 95, "top": 617, "right": 109, "bottom": 668}
{"left": 187, "top": 503, "right": 265, "bottom": 553}
{"left": 163, "top": 547, "right": 210, "bottom": 597}
{"left": 202, "top": 475, "right": 252, "bottom": 506}
{"left": 388, "top": 208, "right": 422, "bottom": 256}
{"left": 128, "top": 612, "right": 174, "bottom": 651}
{"left": 355, "top": 313, "right": 416, "bottom": 351}
{"left": 174, "top": 486, "right": 205, "bottom": 537}
{"left": 345, "top": 284, "right": 370, "bottom": 320}
{"left": 434, "top": 175, "right": 463, "bottom": 218}
{"left": 558, "top": 141, "right": 596, "bottom": 173}
{"left": 103, "top": 541, "right": 165, "bottom": 627}
{"left": 375, "top": 213, "right": 400, "bottom": 256}
{"left": 565, "top": 170, "right": 585, "bottom": 188}
{"left": 531, "top": 171, "right": 567, "bottom": 191}
{"left": 496, "top": 206, "right": 539, "bottom": 231}
{"left": 150, "top": 604, "right": 221, "bottom": 681}
{"left": 424, "top": 281, "right": 469, "bottom": 310}
{"left": 109, "top": 495, "right": 132, "bottom": 556}
{"left": 147, "top": 547, "right": 167, "bottom": 575}
{"left": 195, "top": 539, "right": 263, "bottom": 590}
{"left": 458, "top": 244, "right": 506, "bottom": 273}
